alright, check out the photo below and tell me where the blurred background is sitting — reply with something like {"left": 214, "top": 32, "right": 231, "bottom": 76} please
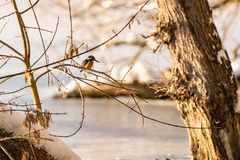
{"left": 0, "top": 0, "right": 240, "bottom": 159}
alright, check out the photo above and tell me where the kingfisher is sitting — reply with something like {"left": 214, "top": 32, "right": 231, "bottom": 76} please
{"left": 80, "top": 55, "right": 99, "bottom": 72}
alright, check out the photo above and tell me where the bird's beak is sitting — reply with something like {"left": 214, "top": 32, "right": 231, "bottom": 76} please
{"left": 94, "top": 59, "right": 99, "bottom": 63}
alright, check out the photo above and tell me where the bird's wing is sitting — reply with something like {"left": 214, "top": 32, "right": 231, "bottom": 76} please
{"left": 81, "top": 59, "right": 88, "bottom": 68}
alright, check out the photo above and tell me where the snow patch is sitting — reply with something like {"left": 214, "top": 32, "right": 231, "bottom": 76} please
{"left": 0, "top": 106, "right": 81, "bottom": 160}
{"left": 65, "top": 80, "right": 87, "bottom": 93}
{"left": 102, "top": 1, "right": 112, "bottom": 8}
{"left": 217, "top": 49, "right": 228, "bottom": 64}
{"left": 110, "top": 61, "right": 154, "bottom": 84}
{"left": 231, "top": 61, "right": 240, "bottom": 77}
{"left": 140, "top": 2, "right": 157, "bottom": 10}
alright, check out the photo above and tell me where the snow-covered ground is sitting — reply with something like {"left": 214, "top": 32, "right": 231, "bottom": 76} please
{"left": 0, "top": 106, "right": 81, "bottom": 160}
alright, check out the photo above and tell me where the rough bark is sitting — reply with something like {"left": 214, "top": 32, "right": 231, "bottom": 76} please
{"left": 154, "top": 0, "right": 240, "bottom": 159}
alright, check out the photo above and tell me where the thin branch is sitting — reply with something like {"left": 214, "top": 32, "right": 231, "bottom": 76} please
{"left": 35, "top": 69, "right": 50, "bottom": 82}
{"left": 78, "top": 79, "right": 212, "bottom": 129}
{"left": 36, "top": 61, "right": 210, "bottom": 130}
{"left": 0, "top": 0, "right": 40, "bottom": 20}
{"left": 0, "top": 54, "right": 24, "bottom": 62}
{"left": 48, "top": 71, "right": 69, "bottom": 92}
{"left": 0, "top": 20, "right": 9, "bottom": 34}
{"left": 7, "top": 95, "right": 24, "bottom": 104}
{"left": 50, "top": 113, "right": 84, "bottom": 137}
{"left": 0, "top": 77, "right": 11, "bottom": 85}
{"left": 0, "top": 136, "right": 53, "bottom": 142}
{"left": 28, "top": 0, "right": 47, "bottom": 65}
{"left": 28, "top": 140, "right": 37, "bottom": 160}
{"left": 0, "top": 56, "right": 11, "bottom": 69}
{"left": 31, "top": 61, "right": 212, "bottom": 129}
{"left": 0, "top": 2, "right": 9, "bottom": 8}
{"left": 34, "top": 64, "right": 137, "bottom": 93}
{"left": 0, "top": 109, "right": 66, "bottom": 115}
{"left": 0, "top": 86, "right": 30, "bottom": 95}
{"left": 121, "top": 66, "right": 132, "bottom": 84}
{"left": 12, "top": 0, "right": 31, "bottom": 61}
{"left": 31, "top": 17, "right": 59, "bottom": 67}
{"left": 68, "top": 0, "right": 73, "bottom": 46}
{"left": 0, "top": 40, "right": 23, "bottom": 58}
{"left": 0, "top": 102, "right": 39, "bottom": 107}
{"left": 28, "top": 0, "right": 50, "bottom": 86}
{"left": 0, "top": 0, "right": 150, "bottom": 80}
{"left": 103, "top": 66, "right": 145, "bottom": 127}
{"left": 49, "top": 69, "right": 85, "bottom": 138}
{"left": 0, "top": 143, "right": 14, "bottom": 160}
{"left": 25, "top": 26, "right": 53, "bottom": 33}
{"left": 131, "top": 94, "right": 145, "bottom": 127}
{"left": 38, "top": 63, "right": 138, "bottom": 92}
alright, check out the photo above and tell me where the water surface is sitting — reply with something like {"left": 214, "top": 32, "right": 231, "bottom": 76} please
{"left": 43, "top": 98, "right": 189, "bottom": 160}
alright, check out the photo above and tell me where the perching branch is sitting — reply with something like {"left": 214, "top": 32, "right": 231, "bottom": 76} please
{"left": 0, "top": 0, "right": 150, "bottom": 81}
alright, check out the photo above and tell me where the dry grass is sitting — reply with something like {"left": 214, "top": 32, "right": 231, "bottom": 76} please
{"left": 0, "top": 128, "right": 56, "bottom": 160}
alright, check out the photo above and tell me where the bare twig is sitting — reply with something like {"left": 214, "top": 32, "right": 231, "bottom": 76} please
{"left": 28, "top": 140, "right": 37, "bottom": 160}
{"left": 35, "top": 65, "right": 138, "bottom": 93}
{"left": 0, "top": 109, "right": 66, "bottom": 115}
{"left": 0, "top": 0, "right": 40, "bottom": 20}
{"left": 68, "top": 0, "right": 73, "bottom": 46}
{"left": 0, "top": 0, "right": 150, "bottom": 80}
{"left": 28, "top": 0, "right": 47, "bottom": 61}
{"left": 0, "top": 20, "right": 9, "bottom": 34}
{"left": 0, "top": 2, "right": 9, "bottom": 8}
{"left": 0, "top": 135, "right": 53, "bottom": 142}
{"left": 25, "top": 26, "right": 53, "bottom": 33}
{"left": 31, "top": 17, "right": 59, "bottom": 67}
{"left": 78, "top": 78, "right": 210, "bottom": 129}
{"left": 45, "top": 63, "right": 212, "bottom": 129}
{"left": 28, "top": 0, "right": 50, "bottom": 86}
{"left": 12, "top": 0, "right": 30, "bottom": 60}
{"left": 0, "top": 54, "right": 24, "bottom": 62}
{"left": 0, "top": 40, "right": 23, "bottom": 58}
{"left": 0, "top": 77, "right": 11, "bottom": 85}
{"left": 49, "top": 68, "right": 85, "bottom": 137}
{"left": 0, "top": 56, "right": 11, "bottom": 69}
{"left": 0, "top": 143, "right": 14, "bottom": 160}
{"left": 0, "top": 86, "right": 30, "bottom": 95}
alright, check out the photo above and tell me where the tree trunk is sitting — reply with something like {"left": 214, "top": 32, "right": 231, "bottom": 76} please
{"left": 154, "top": 0, "right": 240, "bottom": 159}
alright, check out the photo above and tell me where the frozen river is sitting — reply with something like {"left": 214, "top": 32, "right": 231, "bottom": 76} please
{"left": 43, "top": 98, "right": 189, "bottom": 160}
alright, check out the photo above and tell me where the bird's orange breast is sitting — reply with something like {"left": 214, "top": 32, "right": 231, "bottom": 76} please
{"left": 84, "top": 61, "right": 94, "bottom": 70}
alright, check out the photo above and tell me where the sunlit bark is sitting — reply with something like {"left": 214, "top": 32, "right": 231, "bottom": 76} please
{"left": 155, "top": 0, "right": 240, "bottom": 159}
